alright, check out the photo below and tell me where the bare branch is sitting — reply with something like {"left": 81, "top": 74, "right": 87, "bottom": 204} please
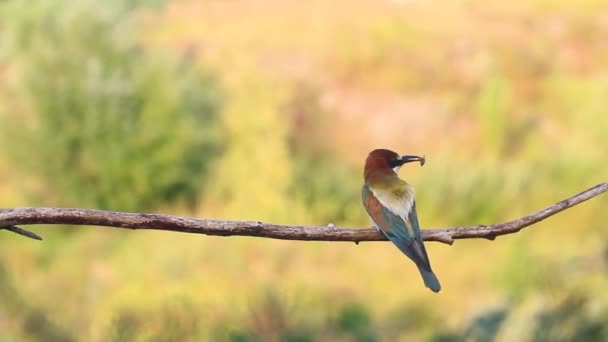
{"left": 0, "top": 183, "right": 606, "bottom": 245}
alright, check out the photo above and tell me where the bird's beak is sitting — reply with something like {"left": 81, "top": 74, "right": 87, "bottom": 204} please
{"left": 399, "top": 155, "right": 426, "bottom": 166}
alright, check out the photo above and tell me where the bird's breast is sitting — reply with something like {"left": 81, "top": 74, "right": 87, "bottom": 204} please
{"left": 369, "top": 183, "right": 415, "bottom": 220}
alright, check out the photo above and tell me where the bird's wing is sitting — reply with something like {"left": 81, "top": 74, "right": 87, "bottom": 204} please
{"left": 362, "top": 185, "right": 432, "bottom": 272}
{"left": 406, "top": 201, "right": 422, "bottom": 238}
{"left": 362, "top": 185, "right": 413, "bottom": 243}
{"left": 406, "top": 202, "right": 431, "bottom": 268}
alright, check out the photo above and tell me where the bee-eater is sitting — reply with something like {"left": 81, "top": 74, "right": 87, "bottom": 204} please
{"left": 362, "top": 149, "right": 441, "bottom": 292}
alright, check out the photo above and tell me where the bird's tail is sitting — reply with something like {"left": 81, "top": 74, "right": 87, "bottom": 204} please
{"left": 418, "top": 268, "right": 441, "bottom": 293}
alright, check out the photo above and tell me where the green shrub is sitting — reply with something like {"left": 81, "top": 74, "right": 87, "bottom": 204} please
{"left": 0, "top": 0, "right": 222, "bottom": 211}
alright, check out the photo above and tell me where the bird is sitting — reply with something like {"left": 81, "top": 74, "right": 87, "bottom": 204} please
{"left": 361, "top": 148, "right": 441, "bottom": 292}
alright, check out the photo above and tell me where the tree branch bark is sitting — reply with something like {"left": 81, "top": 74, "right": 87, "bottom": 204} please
{"left": 1, "top": 182, "right": 606, "bottom": 245}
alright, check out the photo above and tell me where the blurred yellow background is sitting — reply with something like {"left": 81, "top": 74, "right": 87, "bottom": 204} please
{"left": 0, "top": 0, "right": 607, "bottom": 340}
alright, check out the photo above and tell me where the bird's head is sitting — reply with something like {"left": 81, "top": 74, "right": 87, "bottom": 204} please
{"left": 364, "top": 149, "right": 425, "bottom": 180}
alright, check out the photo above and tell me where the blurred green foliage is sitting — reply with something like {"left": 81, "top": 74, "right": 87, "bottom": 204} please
{"left": 475, "top": 74, "right": 511, "bottom": 156}
{"left": 285, "top": 82, "right": 363, "bottom": 224}
{"left": 531, "top": 294, "right": 607, "bottom": 342}
{"left": 0, "top": 0, "right": 222, "bottom": 211}
{"left": 431, "top": 294, "right": 608, "bottom": 342}
{"left": 108, "top": 301, "right": 202, "bottom": 341}
{"left": 0, "top": 0, "right": 607, "bottom": 340}
{"left": 0, "top": 261, "right": 73, "bottom": 341}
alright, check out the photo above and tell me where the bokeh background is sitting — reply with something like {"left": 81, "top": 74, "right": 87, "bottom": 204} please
{"left": 1, "top": 0, "right": 607, "bottom": 340}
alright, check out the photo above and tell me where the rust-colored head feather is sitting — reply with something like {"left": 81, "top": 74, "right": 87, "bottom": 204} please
{"left": 364, "top": 149, "right": 400, "bottom": 181}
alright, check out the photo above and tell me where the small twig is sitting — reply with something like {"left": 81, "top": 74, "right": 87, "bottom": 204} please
{"left": 1, "top": 225, "right": 43, "bottom": 240}
{"left": 0, "top": 182, "right": 606, "bottom": 245}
